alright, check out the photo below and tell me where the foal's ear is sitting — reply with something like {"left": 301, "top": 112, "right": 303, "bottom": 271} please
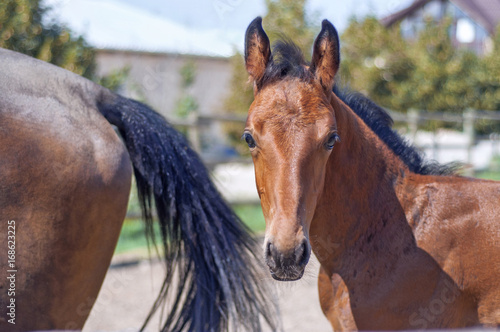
{"left": 245, "top": 17, "right": 271, "bottom": 90}
{"left": 310, "top": 20, "right": 340, "bottom": 92}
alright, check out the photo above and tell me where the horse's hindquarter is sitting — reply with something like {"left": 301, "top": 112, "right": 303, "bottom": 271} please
{"left": 0, "top": 53, "right": 132, "bottom": 330}
{"left": 402, "top": 174, "right": 500, "bottom": 325}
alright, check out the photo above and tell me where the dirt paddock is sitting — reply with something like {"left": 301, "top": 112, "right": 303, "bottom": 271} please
{"left": 83, "top": 252, "right": 331, "bottom": 331}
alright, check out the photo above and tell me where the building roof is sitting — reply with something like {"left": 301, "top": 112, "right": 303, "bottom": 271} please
{"left": 381, "top": 0, "right": 500, "bottom": 34}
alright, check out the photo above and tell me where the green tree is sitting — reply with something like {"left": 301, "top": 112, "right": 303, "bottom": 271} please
{"left": 472, "top": 25, "right": 500, "bottom": 133}
{"left": 0, "top": 0, "right": 96, "bottom": 78}
{"left": 96, "top": 67, "right": 130, "bottom": 93}
{"left": 340, "top": 16, "right": 413, "bottom": 111}
{"left": 175, "top": 60, "right": 198, "bottom": 119}
{"left": 340, "top": 16, "right": 491, "bottom": 118}
{"left": 222, "top": 53, "right": 252, "bottom": 152}
{"left": 403, "top": 18, "right": 480, "bottom": 113}
{"left": 475, "top": 25, "right": 500, "bottom": 111}
{"left": 0, "top": 0, "right": 129, "bottom": 92}
{"left": 263, "top": 0, "right": 316, "bottom": 56}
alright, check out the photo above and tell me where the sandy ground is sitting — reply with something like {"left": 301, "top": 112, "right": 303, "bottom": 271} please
{"left": 83, "top": 252, "right": 331, "bottom": 332}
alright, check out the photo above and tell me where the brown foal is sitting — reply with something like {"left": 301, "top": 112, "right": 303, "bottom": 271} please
{"left": 243, "top": 17, "right": 499, "bottom": 330}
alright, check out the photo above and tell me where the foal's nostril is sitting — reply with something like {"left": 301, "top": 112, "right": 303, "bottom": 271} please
{"left": 295, "top": 240, "right": 310, "bottom": 267}
{"left": 266, "top": 241, "right": 272, "bottom": 257}
{"left": 265, "top": 242, "right": 277, "bottom": 269}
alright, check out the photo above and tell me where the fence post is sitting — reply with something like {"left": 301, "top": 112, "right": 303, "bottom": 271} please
{"left": 188, "top": 110, "right": 201, "bottom": 152}
{"left": 408, "top": 109, "right": 419, "bottom": 142}
{"left": 432, "top": 130, "right": 438, "bottom": 161}
{"left": 463, "top": 109, "right": 475, "bottom": 176}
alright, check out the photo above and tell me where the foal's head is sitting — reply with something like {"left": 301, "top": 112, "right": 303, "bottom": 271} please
{"left": 243, "top": 18, "right": 341, "bottom": 281}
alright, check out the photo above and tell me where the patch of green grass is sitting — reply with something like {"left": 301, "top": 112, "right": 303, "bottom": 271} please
{"left": 475, "top": 171, "right": 500, "bottom": 181}
{"left": 232, "top": 203, "right": 266, "bottom": 233}
{"left": 114, "top": 218, "right": 154, "bottom": 254}
{"left": 476, "top": 156, "right": 500, "bottom": 180}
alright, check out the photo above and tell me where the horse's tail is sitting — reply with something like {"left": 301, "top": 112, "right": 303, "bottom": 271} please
{"left": 97, "top": 92, "right": 279, "bottom": 332}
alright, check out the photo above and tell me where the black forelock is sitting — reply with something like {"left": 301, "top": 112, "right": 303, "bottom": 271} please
{"left": 259, "top": 39, "right": 312, "bottom": 88}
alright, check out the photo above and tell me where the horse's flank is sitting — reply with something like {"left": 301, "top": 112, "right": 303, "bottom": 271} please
{"left": 0, "top": 48, "right": 132, "bottom": 329}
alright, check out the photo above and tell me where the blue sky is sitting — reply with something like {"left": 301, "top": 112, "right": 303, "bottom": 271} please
{"left": 45, "top": 0, "right": 413, "bottom": 56}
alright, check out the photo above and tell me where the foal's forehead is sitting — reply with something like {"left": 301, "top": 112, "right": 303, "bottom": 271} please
{"left": 249, "top": 78, "right": 333, "bottom": 130}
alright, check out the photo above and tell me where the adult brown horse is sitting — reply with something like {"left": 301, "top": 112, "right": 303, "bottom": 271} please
{"left": 0, "top": 47, "right": 279, "bottom": 331}
{"left": 243, "top": 17, "right": 499, "bottom": 330}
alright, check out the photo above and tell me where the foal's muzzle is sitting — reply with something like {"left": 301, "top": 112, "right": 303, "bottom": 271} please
{"left": 265, "top": 239, "right": 311, "bottom": 281}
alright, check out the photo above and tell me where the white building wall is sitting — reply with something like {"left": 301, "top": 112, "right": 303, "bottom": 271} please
{"left": 95, "top": 49, "right": 234, "bottom": 118}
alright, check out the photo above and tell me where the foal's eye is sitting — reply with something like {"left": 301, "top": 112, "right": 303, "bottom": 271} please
{"left": 325, "top": 133, "right": 340, "bottom": 150}
{"left": 242, "top": 132, "right": 257, "bottom": 149}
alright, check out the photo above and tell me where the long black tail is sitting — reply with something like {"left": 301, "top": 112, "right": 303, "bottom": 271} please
{"left": 97, "top": 93, "right": 279, "bottom": 331}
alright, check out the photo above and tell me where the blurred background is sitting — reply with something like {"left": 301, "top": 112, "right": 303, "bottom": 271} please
{"left": 2, "top": 0, "right": 500, "bottom": 330}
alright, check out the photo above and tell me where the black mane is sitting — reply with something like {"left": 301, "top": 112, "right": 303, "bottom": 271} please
{"left": 263, "top": 40, "right": 455, "bottom": 176}
{"left": 333, "top": 87, "right": 456, "bottom": 176}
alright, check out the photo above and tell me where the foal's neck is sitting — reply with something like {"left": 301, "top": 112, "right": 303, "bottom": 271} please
{"left": 310, "top": 93, "right": 416, "bottom": 275}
